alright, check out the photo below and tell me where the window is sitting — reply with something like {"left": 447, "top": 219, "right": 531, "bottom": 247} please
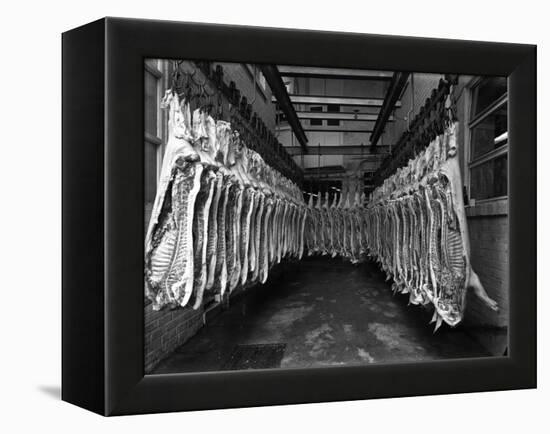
{"left": 310, "top": 106, "right": 323, "bottom": 126}
{"left": 326, "top": 104, "right": 340, "bottom": 126}
{"left": 468, "top": 77, "right": 508, "bottom": 202}
{"left": 471, "top": 77, "right": 507, "bottom": 117}
{"left": 144, "top": 60, "right": 165, "bottom": 228}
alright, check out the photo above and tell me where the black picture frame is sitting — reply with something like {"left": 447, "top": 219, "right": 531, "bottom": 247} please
{"left": 62, "top": 17, "right": 536, "bottom": 416}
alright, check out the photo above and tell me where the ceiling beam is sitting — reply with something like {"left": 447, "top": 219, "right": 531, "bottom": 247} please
{"left": 290, "top": 111, "right": 395, "bottom": 122}
{"left": 304, "top": 174, "right": 381, "bottom": 181}
{"left": 278, "top": 66, "right": 393, "bottom": 80}
{"left": 304, "top": 173, "right": 346, "bottom": 179}
{"left": 273, "top": 94, "right": 400, "bottom": 108}
{"left": 347, "top": 155, "right": 389, "bottom": 160}
{"left": 285, "top": 145, "right": 390, "bottom": 156}
{"left": 305, "top": 126, "right": 373, "bottom": 133}
{"left": 278, "top": 124, "right": 373, "bottom": 133}
{"left": 370, "top": 72, "right": 410, "bottom": 148}
{"left": 304, "top": 165, "right": 346, "bottom": 174}
{"left": 260, "top": 65, "right": 308, "bottom": 152}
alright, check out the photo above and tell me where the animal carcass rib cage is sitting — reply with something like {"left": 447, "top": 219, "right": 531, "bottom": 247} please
{"left": 144, "top": 91, "right": 497, "bottom": 330}
{"left": 302, "top": 122, "right": 498, "bottom": 329}
{"left": 364, "top": 122, "right": 498, "bottom": 329}
{"left": 145, "top": 91, "right": 307, "bottom": 311}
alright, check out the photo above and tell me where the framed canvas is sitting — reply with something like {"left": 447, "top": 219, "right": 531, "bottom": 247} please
{"left": 62, "top": 17, "right": 536, "bottom": 416}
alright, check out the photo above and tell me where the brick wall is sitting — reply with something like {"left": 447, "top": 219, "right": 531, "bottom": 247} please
{"left": 144, "top": 302, "right": 205, "bottom": 373}
{"left": 464, "top": 215, "right": 509, "bottom": 328}
{"left": 461, "top": 213, "right": 509, "bottom": 355}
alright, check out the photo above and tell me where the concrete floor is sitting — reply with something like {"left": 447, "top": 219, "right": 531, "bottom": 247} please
{"left": 152, "top": 257, "right": 496, "bottom": 374}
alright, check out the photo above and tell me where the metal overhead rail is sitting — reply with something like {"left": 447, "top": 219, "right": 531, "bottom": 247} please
{"left": 304, "top": 165, "right": 346, "bottom": 174}
{"left": 277, "top": 124, "right": 374, "bottom": 133}
{"left": 260, "top": 64, "right": 308, "bottom": 152}
{"left": 278, "top": 66, "right": 393, "bottom": 80}
{"left": 370, "top": 72, "right": 410, "bottom": 148}
{"left": 291, "top": 111, "right": 395, "bottom": 122}
{"left": 304, "top": 126, "right": 372, "bottom": 133}
{"left": 285, "top": 145, "right": 390, "bottom": 156}
{"left": 304, "top": 173, "right": 348, "bottom": 180}
{"left": 349, "top": 153, "right": 389, "bottom": 159}
{"left": 273, "top": 95, "right": 401, "bottom": 108}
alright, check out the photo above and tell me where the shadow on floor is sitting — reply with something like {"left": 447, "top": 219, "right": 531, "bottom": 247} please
{"left": 37, "top": 385, "right": 61, "bottom": 400}
{"left": 152, "top": 257, "right": 503, "bottom": 374}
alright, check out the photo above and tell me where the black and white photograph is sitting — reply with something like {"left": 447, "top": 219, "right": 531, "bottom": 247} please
{"left": 0, "top": 0, "right": 545, "bottom": 427}
{"left": 144, "top": 59, "right": 509, "bottom": 374}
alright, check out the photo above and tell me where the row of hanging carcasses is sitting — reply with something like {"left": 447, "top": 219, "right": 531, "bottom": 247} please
{"left": 360, "top": 123, "right": 497, "bottom": 329}
{"left": 144, "top": 89, "right": 495, "bottom": 328}
{"left": 304, "top": 190, "right": 369, "bottom": 264}
{"left": 303, "top": 123, "right": 497, "bottom": 329}
{"left": 144, "top": 90, "right": 308, "bottom": 311}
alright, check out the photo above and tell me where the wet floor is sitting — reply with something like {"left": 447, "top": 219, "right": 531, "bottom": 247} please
{"left": 151, "top": 257, "right": 492, "bottom": 374}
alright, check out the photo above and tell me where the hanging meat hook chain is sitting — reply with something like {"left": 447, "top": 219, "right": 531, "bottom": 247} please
{"left": 170, "top": 60, "right": 185, "bottom": 93}
{"left": 373, "top": 76, "right": 458, "bottom": 185}
{"left": 167, "top": 59, "right": 302, "bottom": 185}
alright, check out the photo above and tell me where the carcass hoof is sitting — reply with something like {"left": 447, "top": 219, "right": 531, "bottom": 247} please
{"left": 485, "top": 297, "right": 499, "bottom": 312}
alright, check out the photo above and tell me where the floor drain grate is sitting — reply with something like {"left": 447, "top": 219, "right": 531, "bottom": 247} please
{"left": 220, "top": 343, "right": 286, "bottom": 370}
